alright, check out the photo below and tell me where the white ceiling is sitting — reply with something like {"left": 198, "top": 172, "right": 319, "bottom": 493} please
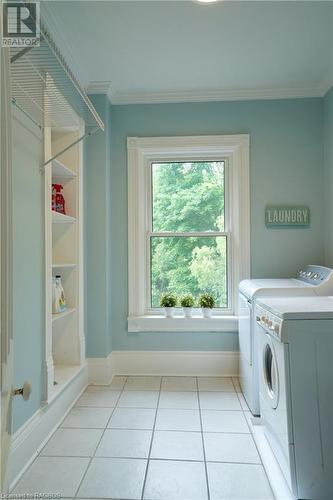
{"left": 44, "top": 0, "right": 333, "bottom": 104}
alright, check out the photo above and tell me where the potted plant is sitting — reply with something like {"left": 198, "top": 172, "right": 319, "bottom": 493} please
{"left": 160, "top": 293, "right": 177, "bottom": 317}
{"left": 199, "top": 293, "right": 215, "bottom": 318}
{"left": 180, "top": 294, "right": 195, "bottom": 318}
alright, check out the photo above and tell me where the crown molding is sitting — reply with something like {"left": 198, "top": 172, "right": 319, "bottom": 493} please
{"left": 319, "top": 71, "right": 333, "bottom": 97}
{"left": 110, "top": 85, "right": 326, "bottom": 105}
{"left": 86, "top": 81, "right": 112, "bottom": 102}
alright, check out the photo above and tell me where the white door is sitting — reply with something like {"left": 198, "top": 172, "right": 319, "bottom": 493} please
{"left": 0, "top": 41, "right": 14, "bottom": 492}
{"left": 261, "top": 335, "right": 280, "bottom": 410}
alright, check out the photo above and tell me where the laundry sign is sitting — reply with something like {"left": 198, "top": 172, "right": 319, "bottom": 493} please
{"left": 265, "top": 206, "right": 310, "bottom": 227}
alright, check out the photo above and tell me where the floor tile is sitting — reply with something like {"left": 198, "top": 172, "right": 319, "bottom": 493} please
{"left": 95, "top": 429, "right": 152, "bottom": 458}
{"left": 198, "top": 377, "right": 235, "bottom": 392}
{"left": 161, "top": 376, "right": 197, "bottom": 391}
{"left": 78, "top": 457, "right": 147, "bottom": 499}
{"left": 151, "top": 430, "right": 204, "bottom": 461}
{"left": 155, "top": 408, "right": 201, "bottom": 431}
{"left": 204, "top": 432, "right": 260, "bottom": 463}
{"left": 41, "top": 428, "right": 103, "bottom": 457}
{"left": 201, "top": 410, "right": 249, "bottom": 433}
{"left": 61, "top": 407, "right": 113, "bottom": 428}
{"left": 13, "top": 457, "right": 89, "bottom": 497}
{"left": 143, "top": 460, "right": 208, "bottom": 500}
{"left": 244, "top": 411, "right": 260, "bottom": 434}
{"left": 199, "top": 392, "right": 242, "bottom": 410}
{"left": 108, "top": 407, "right": 156, "bottom": 430}
{"left": 159, "top": 391, "right": 199, "bottom": 409}
{"left": 232, "top": 377, "right": 242, "bottom": 393}
{"left": 117, "top": 390, "right": 159, "bottom": 408}
{"left": 109, "top": 375, "right": 127, "bottom": 390}
{"left": 238, "top": 392, "right": 250, "bottom": 411}
{"left": 207, "top": 462, "right": 274, "bottom": 500}
{"left": 124, "top": 376, "right": 161, "bottom": 390}
{"left": 76, "top": 390, "right": 120, "bottom": 407}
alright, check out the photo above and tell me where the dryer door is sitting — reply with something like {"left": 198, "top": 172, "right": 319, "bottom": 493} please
{"left": 262, "top": 335, "right": 280, "bottom": 409}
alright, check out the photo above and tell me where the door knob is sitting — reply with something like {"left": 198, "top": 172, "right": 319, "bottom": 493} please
{"left": 13, "top": 381, "right": 31, "bottom": 401}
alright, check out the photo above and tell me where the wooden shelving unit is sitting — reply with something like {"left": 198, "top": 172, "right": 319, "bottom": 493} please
{"left": 44, "top": 123, "right": 85, "bottom": 402}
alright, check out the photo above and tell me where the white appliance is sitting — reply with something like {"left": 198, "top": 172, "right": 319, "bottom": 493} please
{"left": 238, "top": 265, "right": 333, "bottom": 415}
{"left": 255, "top": 296, "right": 333, "bottom": 500}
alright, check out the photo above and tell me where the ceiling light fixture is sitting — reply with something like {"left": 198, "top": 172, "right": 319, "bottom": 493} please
{"left": 196, "top": 0, "right": 221, "bottom": 3}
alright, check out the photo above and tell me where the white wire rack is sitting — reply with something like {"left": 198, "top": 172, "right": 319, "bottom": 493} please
{"left": 9, "top": 19, "right": 104, "bottom": 165}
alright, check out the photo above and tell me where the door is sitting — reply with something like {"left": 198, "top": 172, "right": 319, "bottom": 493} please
{"left": 0, "top": 42, "right": 14, "bottom": 492}
{"left": 262, "top": 335, "right": 279, "bottom": 409}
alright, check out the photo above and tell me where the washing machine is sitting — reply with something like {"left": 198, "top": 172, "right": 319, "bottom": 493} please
{"left": 255, "top": 296, "right": 333, "bottom": 500}
{"left": 238, "top": 265, "right": 333, "bottom": 415}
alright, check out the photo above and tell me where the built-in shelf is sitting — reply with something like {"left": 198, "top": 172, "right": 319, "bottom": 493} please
{"left": 50, "top": 364, "right": 84, "bottom": 402}
{"left": 52, "top": 211, "right": 76, "bottom": 224}
{"left": 52, "top": 307, "right": 76, "bottom": 323}
{"left": 45, "top": 125, "right": 84, "bottom": 403}
{"left": 52, "top": 159, "right": 76, "bottom": 178}
{"left": 52, "top": 263, "right": 76, "bottom": 269}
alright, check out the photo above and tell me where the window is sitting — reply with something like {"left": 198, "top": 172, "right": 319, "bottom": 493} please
{"left": 127, "top": 135, "right": 250, "bottom": 332}
{"left": 150, "top": 161, "right": 228, "bottom": 309}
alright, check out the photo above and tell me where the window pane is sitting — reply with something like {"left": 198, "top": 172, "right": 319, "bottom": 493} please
{"left": 151, "top": 236, "right": 227, "bottom": 308}
{"left": 152, "top": 161, "right": 225, "bottom": 232}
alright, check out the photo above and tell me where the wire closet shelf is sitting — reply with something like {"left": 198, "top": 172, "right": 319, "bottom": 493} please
{"left": 9, "top": 21, "right": 104, "bottom": 166}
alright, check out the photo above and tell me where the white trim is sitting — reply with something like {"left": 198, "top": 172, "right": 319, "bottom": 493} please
{"left": 111, "top": 85, "right": 325, "bottom": 105}
{"left": 320, "top": 75, "right": 333, "bottom": 98}
{"left": 87, "top": 353, "right": 114, "bottom": 385}
{"left": 112, "top": 350, "right": 239, "bottom": 376}
{"left": 86, "top": 81, "right": 112, "bottom": 101}
{"left": 127, "top": 135, "right": 250, "bottom": 332}
{"left": 8, "top": 365, "right": 88, "bottom": 491}
{"left": 128, "top": 315, "right": 238, "bottom": 333}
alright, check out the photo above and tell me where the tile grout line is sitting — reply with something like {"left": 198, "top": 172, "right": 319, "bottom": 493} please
{"left": 196, "top": 376, "right": 211, "bottom": 500}
{"left": 13, "top": 384, "right": 124, "bottom": 493}
{"left": 73, "top": 376, "right": 128, "bottom": 499}
{"left": 231, "top": 377, "right": 276, "bottom": 500}
{"left": 140, "top": 376, "right": 163, "bottom": 500}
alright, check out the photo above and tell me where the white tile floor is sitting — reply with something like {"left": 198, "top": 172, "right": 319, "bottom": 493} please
{"left": 13, "top": 376, "right": 274, "bottom": 500}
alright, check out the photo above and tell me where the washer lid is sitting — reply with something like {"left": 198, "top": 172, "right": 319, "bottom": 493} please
{"left": 256, "top": 296, "right": 333, "bottom": 320}
{"left": 239, "top": 278, "right": 311, "bottom": 299}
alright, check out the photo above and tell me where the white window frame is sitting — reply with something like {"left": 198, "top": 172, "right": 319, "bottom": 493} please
{"left": 127, "top": 135, "right": 250, "bottom": 333}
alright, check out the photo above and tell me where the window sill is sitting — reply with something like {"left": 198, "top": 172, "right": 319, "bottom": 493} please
{"left": 127, "top": 315, "right": 238, "bottom": 333}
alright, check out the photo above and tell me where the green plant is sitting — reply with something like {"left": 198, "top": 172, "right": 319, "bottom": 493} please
{"left": 180, "top": 294, "right": 195, "bottom": 308}
{"left": 199, "top": 293, "right": 215, "bottom": 309}
{"left": 160, "top": 292, "right": 177, "bottom": 308}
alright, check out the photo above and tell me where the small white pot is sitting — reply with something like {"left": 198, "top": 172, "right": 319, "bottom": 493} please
{"left": 202, "top": 307, "right": 212, "bottom": 318}
{"left": 164, "top": 307, "right": 174, "bottom": 318}
{"left": 183, "top": 307, "right": 193, "bottom": 318}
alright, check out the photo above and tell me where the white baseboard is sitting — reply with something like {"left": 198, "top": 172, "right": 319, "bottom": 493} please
{"left": 112, "top": 350, "right": 239, "bottom": 376}
{"left": 87, "top": 353, "right": 113, "bottom": 385}
{"left": 8, "top": 365, "right": 88, "bottom": 491}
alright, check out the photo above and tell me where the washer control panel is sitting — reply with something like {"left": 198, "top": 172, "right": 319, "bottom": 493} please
{"left": 296, "top": 265, "right": 332, "bottom": 285}
{"left": 255, "top": 305, "right": 282, "bottom": 341}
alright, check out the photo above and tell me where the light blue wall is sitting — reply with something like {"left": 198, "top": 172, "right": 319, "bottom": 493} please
{"left": 12, "top": 109, "right": 43, "bottom": 431}
{"left": 324, "top": 86, "right": 333, "bottom": 267}
{"left": 84, "top": 94, "right": 112, "bottom": 357}
{"left": 109, "top": 98, "right": 324, "bottom": 352}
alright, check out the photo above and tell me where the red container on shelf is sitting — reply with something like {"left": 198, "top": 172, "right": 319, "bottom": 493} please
{"left": 52, "top": 184, "right": 66, "bottom": 214}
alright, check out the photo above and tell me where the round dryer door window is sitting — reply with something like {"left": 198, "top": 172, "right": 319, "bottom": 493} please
{"left": 263, "top": 339, "right": 279, "bottom": 409}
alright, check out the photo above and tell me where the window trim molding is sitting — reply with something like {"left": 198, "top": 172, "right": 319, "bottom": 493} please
{"left": 127, "top": 135, "right": 250, "bottom": 332}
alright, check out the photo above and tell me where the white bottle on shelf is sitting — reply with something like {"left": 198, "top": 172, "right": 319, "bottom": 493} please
{"left": 52, "top": 275, "right": 66, "bottom": 314}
